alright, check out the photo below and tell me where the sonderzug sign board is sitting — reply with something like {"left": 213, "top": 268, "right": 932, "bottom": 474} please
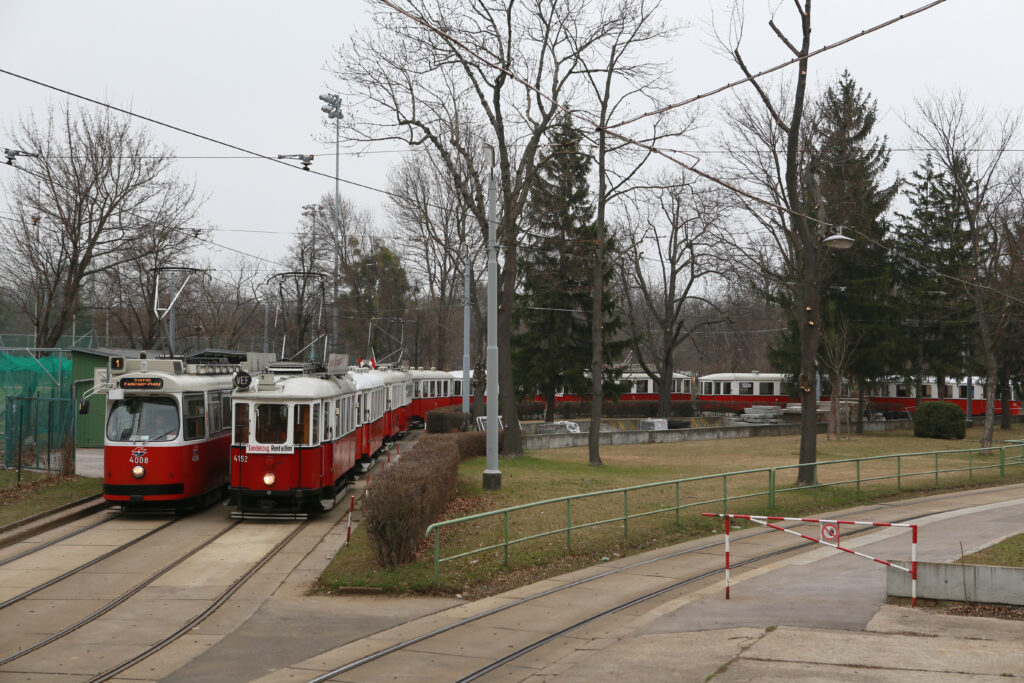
{"left": 119, "top": 376, "right": 164, "bottom": 389}
{"left": 246, "top": 443, "right": 295, "bottom": 454}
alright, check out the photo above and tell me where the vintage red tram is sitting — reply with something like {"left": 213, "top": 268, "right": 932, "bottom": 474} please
{"left": 229, "top": 361, "right": 367, "bottom": 515}
{"left": 100, "top": 357, "right": 238, "bottom": 510}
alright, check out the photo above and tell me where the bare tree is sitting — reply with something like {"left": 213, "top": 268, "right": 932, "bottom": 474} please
{"left": 715, "top": 0, "right": 821, "bottom": 485}
{"left": 333, "top": 0, "right": 612, "bottom": 455}
{"left": 189, "top": 256, "right": 266, "bottom": 349}
{"left": 388, "top": 149, "right": 484, "bottom": 368}
{"left": 905, "top": 91, "right": 1022, "bottom": 448}
{"left": 820, "top": 319, "right": 858, "bottom": 440}
{"left": 572, "top": 0, "right": 685, "bottom": 465}
{"left": 619, "top": 170, "right": 729, "bottom": 416}
{"left": 0, "top": 104, "right": 201, "bottom": 349}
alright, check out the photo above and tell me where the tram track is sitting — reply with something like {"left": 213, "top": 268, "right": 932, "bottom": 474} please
{"left": 0, "top": 518, "right": 243, "bottom": 667}
{"left": 304, "top": 483, "right": 1024, "bottom": 682}
{"left": 88, "top": 519, "right": 311, "bottom": 683}
{"left": 0, "top": 511, "right": 120, "bottom": 568}
{"left": 0, "top": 516, "right": 181, "bottom": 610}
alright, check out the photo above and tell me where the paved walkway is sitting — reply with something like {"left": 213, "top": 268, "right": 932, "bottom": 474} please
{"left": 186, "top": 484, "right": 1024, "bottom": 682}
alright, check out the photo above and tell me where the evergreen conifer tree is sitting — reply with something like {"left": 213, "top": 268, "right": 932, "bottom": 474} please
{"left": 513, "top": 115, "right": 628, "bottom": 421}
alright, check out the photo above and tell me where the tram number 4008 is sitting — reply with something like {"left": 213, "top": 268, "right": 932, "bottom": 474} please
{"left": 129, "top": 455, "right": 149, "bottom": 464}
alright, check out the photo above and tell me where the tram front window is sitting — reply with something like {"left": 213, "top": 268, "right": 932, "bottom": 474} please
{"left": 106, "top": 397, "right": 179, "bottom": 442}
{"left": 255, "top": 404, "right": 289, "bottom": 444}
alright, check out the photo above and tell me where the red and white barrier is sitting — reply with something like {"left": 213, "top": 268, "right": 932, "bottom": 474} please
{"left": 703, "top": 513, "right": 918, "bottom": 606}
{"left": 346, "top": 495, "right": 355, "bottom": 544}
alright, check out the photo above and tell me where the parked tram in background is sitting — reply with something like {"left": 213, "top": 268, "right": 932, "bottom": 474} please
{"left": 98, "top": 357, "right": 238, "bottom": 510}
{"left": 863, "top": 377, "right": 1020, "bottom": 417}
{"left": 229, "top": 360, "right": 385, "bottom": 516}
{"left": 408, "top": 368, "right": 458, "bottom": 427}
{"left": 696, "top": 372, "right": 790, "bottom": 410}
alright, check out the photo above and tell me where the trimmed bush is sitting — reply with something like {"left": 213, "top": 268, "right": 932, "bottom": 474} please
{"left": 426, "top": 407, "right": 471, "bottom": 433}
{"left": 363, "top": 434, "right": 459, "bottom": 568}
{"left": 453, "top": 430, "right": 504, "bottom": 460}
{"left": 913, "top": 401, "right": 966, "bottom": 440}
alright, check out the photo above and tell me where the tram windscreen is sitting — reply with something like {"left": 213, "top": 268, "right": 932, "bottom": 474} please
{"left": 256, "top": 404, "right": 289, "bottom": 444}
{"left": 106, "top": 397, "right": 179, "bottom": 442}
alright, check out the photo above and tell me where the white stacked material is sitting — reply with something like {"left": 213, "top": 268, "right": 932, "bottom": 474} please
{"left": 640, "top": 418, "right": 668, "bottom": 431}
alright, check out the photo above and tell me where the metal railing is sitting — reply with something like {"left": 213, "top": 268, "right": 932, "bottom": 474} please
{"left": 424, "top": 442, "right": 1024, "bottom": 584}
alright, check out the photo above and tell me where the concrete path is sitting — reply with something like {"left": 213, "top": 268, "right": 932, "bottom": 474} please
{"left": 238, "top": 484, "right": 1024, "bottom": 682}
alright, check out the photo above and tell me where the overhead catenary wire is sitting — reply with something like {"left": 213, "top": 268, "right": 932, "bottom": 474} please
{"left": 370, "top": 0, "right": 947, "bottom": 234}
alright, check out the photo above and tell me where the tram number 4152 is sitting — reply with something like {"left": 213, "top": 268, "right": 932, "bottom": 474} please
{"left": 233, "top": 454, "right": 249, "bottom": 463}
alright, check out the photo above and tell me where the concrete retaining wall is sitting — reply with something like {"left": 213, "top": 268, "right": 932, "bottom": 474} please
{"left": 887, "top": 560, "right": 1024, "bottom": 605}
{"left": 523, "top": 418, "right": 912, "bottom": 450}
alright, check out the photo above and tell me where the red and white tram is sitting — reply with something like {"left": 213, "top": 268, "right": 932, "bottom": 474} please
{"left": 696, "top": 372, "right": 790, "bottom": 409}
{"left": 101, "top": 357, "right": 237, "bottom": 510}
{"left": 376, "top": 366, "right": 413, "bottom": 441}
{"left": 409, "top": 368, "right": 457, "bottom": 427}
{"left": 229, "top": 361, "right": 362, "bottom": 515}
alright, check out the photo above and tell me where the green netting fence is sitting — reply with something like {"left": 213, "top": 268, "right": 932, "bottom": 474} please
{"left": 0, "top": 351, "right": 73, "bottom": 471}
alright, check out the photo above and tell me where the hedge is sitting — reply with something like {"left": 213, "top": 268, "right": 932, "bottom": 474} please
{"left": 426, "top": 407, "right": 471, "bottom": 433}
{"left": 913, "top": 401, "right": 966, "bottom": 440}
{"left": 362, "top": 434, "right": 459, "bottom": 568}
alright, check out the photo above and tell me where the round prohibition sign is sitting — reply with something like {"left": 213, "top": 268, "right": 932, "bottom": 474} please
{"left": 820, "top": 522, "right": 840, "bottom": 542}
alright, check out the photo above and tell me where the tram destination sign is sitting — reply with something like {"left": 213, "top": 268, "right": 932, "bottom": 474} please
{"left": 119, "top": 376, "right": 164, "bottom": 390}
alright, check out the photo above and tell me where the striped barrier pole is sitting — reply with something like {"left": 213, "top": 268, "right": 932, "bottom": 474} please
{"left": 704, "top": 513, "right": 918, "bottom": 606}
{"left": 346, "top": 495, "right": 354, "bottom": 544}
{"left": 725, "top": 515, "right": 731, "bottom": 600}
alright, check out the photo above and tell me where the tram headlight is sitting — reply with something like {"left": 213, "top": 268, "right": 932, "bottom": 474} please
{"left": 132, "top": 465, "right": 145, "bottom": 479}
{"left": 263, "top": 472, "right": 276, "bottom": 486}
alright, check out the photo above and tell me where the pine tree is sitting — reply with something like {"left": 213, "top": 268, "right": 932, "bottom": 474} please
{"left": 513, "top": 116, "right": 629, "bottom": 420}
{"left": 813, "top": 71, "right": 898, "bottom": 426}
{"left": 891, "top": 156, "right": 974, "bottom": 400}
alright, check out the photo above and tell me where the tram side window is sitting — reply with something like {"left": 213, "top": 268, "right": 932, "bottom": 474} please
{"left": 334, "top": 399, "right": 341, "bottom": 437}
{"left": 738, "top": 382, "right": 754, "bottom": 395}
{"left": 759, "top": 382, "right": 774, "bottom": 395}
{"left": 221, "top": 393, "right": 231, "bottom": 432}
{"left": 310, "top": 404, "right": 319, "bottom": 445}
{"left": 295, "top": 404, "right": 311, "bottom": 445}
{"left": 896, "top": 385, "right": 909, "bottom": 398}
{"left": 183, "top": 393, "right": 206, "bottom": 441}
{"left": 920, "top": 385, "right": 933, "bottom": 398}
{"left": 208, "top": 392, "right": 221, "bottom": 433}
{"left": 233, "top": 403, "right": 250, "bottom": 444}
{"left": 323, "top": 401, "right": 331, "bottom": 441}
{"left": 701, "top": 382, "right": 712, "bottom": 395}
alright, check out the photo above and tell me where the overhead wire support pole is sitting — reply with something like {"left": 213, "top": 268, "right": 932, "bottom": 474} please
{"left": 484, "top": 146, "right": 501, "bottom": 491}
{"left": 463, "top": 250, "right": 471, "bottom": 414}
{"left": 319, "top": 93, "right": 343, "bottom": 356}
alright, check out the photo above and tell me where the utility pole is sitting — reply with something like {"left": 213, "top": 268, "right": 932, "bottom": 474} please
{"left": 462, "top": 251, "right": 471, "bottom": 413}
{"left": 320, "top": 93, "right": 343, "bottom": 356}
{"left": 484, "top": 146, "right": 501, "bottom": 490}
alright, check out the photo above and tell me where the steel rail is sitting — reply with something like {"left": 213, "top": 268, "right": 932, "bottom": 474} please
{"left": 0, "top": 518, "right": 179, "bottom": 610}
{"left": 0, "top": 513, "right": 119, "bottom": 567}
{"left": 88, "top": 520, "right": 311, "bottom": 682}
{"left": 0, "top": 519, "right": 243, "bottom": 667}
{"left": 307, "top": 482, "right": 1024, "bottom": 682}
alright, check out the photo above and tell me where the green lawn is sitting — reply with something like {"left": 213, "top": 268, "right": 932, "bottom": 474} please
{"left": 0, "top": 471, "right": 102, "bottom": 527}
{"left": 318, "top": 425, "right": 1024, "bottom": 598}
{"left": 960, "top": 534, "right": 1024, "bottom": 567}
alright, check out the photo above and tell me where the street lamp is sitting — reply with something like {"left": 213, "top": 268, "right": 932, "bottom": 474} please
{"left": 319, "top": 93, "right": 343, "bottom": 357}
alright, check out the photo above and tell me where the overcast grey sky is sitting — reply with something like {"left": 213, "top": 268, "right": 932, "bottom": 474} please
{"left": 2, "top": 1, "right": 1021, "bottom": 272}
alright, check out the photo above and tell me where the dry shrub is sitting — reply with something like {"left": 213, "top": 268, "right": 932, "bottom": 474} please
{"left": 363, "top": 435, "right": 459, "bottom": 568}
{"left": 426, "top": 407, "right": 471, "bottom": 433}
{"left": 453, "top": 430, "right": 504, "bottom": 460}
